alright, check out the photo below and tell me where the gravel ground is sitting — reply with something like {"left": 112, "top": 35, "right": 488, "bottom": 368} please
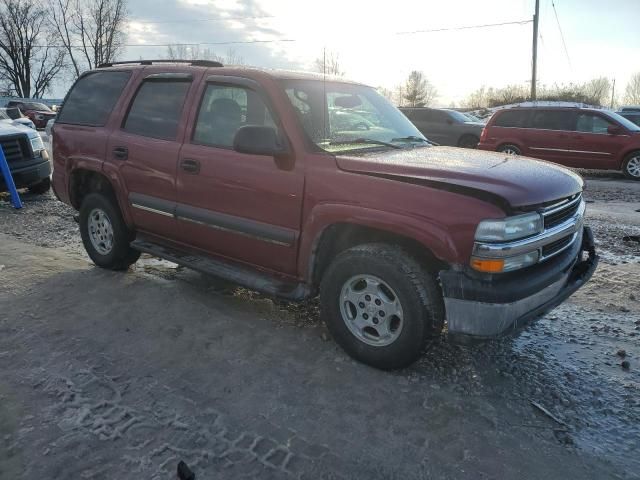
{"left": 0, "top": 173, "right": 639, "bottom": 479}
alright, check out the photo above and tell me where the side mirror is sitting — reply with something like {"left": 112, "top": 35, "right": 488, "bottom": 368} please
{"left": 233, "top": 125, "right": 293, "bottom": 170}
{"left": 233, "top": 125, "right": 287, "bottom": 156}
{"left": 607, "top": 125, "right": 623, "bottom": 135}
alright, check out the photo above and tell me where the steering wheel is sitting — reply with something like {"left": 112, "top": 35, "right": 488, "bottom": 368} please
{"left": 354, "top": 122, "right": 370, "bottom": 131}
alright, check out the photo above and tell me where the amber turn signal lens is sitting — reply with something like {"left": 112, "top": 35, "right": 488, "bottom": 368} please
{"left": 470, "top": 258, "right": 505, "bottom": 273}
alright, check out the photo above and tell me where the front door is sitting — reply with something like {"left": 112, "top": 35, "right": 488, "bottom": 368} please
{"left": 175, "top": 76, "right": 304, "bottom": 276}
{"left": 567, "top": 112, "right": 628, "bottom": 169}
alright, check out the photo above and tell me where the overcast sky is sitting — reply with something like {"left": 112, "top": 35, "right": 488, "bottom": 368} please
{"left": 113, "top": 0, "right": 639, "bottom": 105}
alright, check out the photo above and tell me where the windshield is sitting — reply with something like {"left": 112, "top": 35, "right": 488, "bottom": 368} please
{"left": 447, "top": 110, "right": 476, "bottom": 123}
{"left": 604, "top": 110, "right": 640, "bottom": 132}
{"left": 280, "top": 79, "right": 428, "bottom": 152}
{"left": 24, "top": 102, "right": 51, "bottom": 111}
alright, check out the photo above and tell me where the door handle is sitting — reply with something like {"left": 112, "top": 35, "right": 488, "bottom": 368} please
{"left": 113, "top": 146, "right": 128, "bottom": 160}
{"left": 180, "top": 158, "right": 200, "bottom": 174}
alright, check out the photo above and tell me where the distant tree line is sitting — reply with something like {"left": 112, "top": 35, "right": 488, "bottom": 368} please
{"left": 461, "top": 76, "right": 640, "bottom": 109}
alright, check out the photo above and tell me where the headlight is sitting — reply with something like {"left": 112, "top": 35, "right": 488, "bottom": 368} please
{"left": 36, "top": 114, "right": 44, "bottom": 120}
{"left": 30, "top": 135, "right": 45, "bottom": 156}
{"left": 475, "top": 212, "right": 543, "bottom": 242}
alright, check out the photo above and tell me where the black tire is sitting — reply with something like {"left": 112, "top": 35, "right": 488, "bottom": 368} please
{"left": 79, "top": 193, "right": 140, "bottom": 270}
{"left": 458, "top": 134, "right": 479, "bottom": 149}
{"left": 28, "top": 177, "right": 51, "bottom": 194}
{"left": 320, "top": 243, "right": 444, "bottom": 370}
{"left": 497, "top": 144, "right": 521, "bottom": 155}
{"left": 622, "top": 151, "right": 640, "bottom": 180}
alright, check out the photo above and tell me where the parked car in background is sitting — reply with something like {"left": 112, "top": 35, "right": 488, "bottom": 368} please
{"left": 617, "top": 106, "right": 640, "bottom": 126}
{"left": 400, "top": 107, "right": 484, "bottom": 148}
{"left": 6, "top": 100, "right": 56, "bottom": 129}
{"left": 478, "top": 106, "right": 640, "bottom": 179}
{"left": 52, "top": 61, "right": 596, "bottom": 369}
{"left": 0, "top": 108, "right": 36, "bottom": 129}
{"left": 0, "top": 121, "right": 51, "bottom": 194}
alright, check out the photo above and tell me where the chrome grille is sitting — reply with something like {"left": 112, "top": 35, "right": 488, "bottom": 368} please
{"left": 541, "top": 234, "right": 575, "bottom": 259}
{"left": 543, "top": 194, "right": 582, "bottom": 230}
{"left": 0, "top": 137, "right": 25, "bottom": 163}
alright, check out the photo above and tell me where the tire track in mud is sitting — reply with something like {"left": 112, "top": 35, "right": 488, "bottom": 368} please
{"left": 4, "top": 322, "right": 349, "bottom": 480}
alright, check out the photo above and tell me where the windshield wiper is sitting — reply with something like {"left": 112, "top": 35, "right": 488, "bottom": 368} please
{"left": 391, "top": 136, "right": 436, "bottom": 146}
{"left": 328, "top": 138, "right": 403, "bottom": 149}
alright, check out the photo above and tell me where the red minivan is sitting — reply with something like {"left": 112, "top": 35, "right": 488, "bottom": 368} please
{"left": 478, "top": 106, "right": 640, "bottom": 179}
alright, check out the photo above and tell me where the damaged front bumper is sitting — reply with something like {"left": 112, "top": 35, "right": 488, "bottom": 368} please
{"left": 440, "top": 226, "right": 598, "bottom": 341}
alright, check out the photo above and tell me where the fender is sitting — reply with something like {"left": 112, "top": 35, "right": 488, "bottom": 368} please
{"left": 298, "top": 203, "right": 463, "bottom": 282}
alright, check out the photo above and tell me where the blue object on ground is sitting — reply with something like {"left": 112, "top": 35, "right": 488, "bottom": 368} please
{"left": 0, "top": 144, "right": 23, "bottom": 209}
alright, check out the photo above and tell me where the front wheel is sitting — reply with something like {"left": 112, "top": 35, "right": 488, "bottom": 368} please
{"left": 622, "top": 152, "right": 640, "bottom": 180}
{"left": 458, "top": 134, "right": 479, "bottom": 149}
{"left": 79, "top": 193, "right": 140, "bottom": 270}
{"left": 320, "top": 244, "right": 444, "bottom": 370}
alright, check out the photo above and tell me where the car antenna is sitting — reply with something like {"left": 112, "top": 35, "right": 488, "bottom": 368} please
{"left": 323, "top": 46, "right": 327, "bottom": 142}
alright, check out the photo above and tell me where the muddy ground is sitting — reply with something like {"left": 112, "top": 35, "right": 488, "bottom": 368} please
{"left": 0, "top": 172, "right": 639, "bottom": 479}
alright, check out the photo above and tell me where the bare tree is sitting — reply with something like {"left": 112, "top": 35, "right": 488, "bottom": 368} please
{"left": 582, "top": 77, "right": 611, "bottom": 106}
{"left": 624, "top": 72, "right": 640, "bottom": 105}
{"left": 462, "top": 86, "right": 489, "bottom": 109}
{"left": 402, "top": 71, "right": 437, "bottom": 107}
{"left": 50, "top": 0, "right": 127, "bottom": 77}
{"left": 0, "top": 0, "right": 66, "bottom": 97}
{"left": 313, "top": 50, "right": 344, "bottom": 77}
{"left": 377, "top": 86, "right": 395, "bottom": 104}
{"left": 165, "top": 44, "right": 244, "bottom": 65}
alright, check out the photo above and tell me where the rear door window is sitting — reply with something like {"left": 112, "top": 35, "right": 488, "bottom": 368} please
{"left": 57, "top": 71, "right": 131, "bottom": 126}
{"left": 123, "top": 79, "right": 191, "bottom": 140}
{"left": 494, "top": 110, "right": 529, "bottom": 127}
{"left": 530, "top": 110, "right": 574, "bottom": 131}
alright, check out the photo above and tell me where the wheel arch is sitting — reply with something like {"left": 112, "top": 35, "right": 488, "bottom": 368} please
{"left": 304, "top": 220, "right": 452, "bottom": 294}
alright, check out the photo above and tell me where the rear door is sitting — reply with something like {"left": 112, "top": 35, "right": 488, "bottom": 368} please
{"left": 175, "top": 75, "right": 304, "bottom": 275}
{"left": 567, "top": 112, "right": 628, "bottom": 169}
{"left": 524, "top": 109, "right": 574, "bottom": 164}
{"left": 107, "top": 71, "right": 200, "bottom": 240}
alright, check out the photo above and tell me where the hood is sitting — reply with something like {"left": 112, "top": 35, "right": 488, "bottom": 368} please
{"left": 0, "top": 120, "right": 39, "bottom": 138}
{"left": 336, "top": 146, "right": 583, "bottom": 210}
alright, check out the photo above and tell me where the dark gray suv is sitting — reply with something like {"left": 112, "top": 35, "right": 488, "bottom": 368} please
{"left": 400, "top": 107, "right": 484, "bottom": 148}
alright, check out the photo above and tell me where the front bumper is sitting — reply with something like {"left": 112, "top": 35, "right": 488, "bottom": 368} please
{"left": 0, "top": 158, "right": 51, "bottom": 190}
{"left": 440, "top": 226, "right": 598, "bottom": 340}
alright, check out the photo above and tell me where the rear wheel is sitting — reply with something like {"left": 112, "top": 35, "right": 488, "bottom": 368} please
{"left": 320, "top": 243, "right": 444, "bottom": 370}
{"left": 79, "top": 193, "right": 140, "bottom": 270}
{"left": 458, "top": 134, "right": 479, "bottom": 149}
{"left": 497, "top": 144, "right": 521, "bottom": 155}
{"left": 622, "top": 151, "right": 640, "bottom": 180}
{"left": 28, "top": 177, "right": 51, "bottom": 194}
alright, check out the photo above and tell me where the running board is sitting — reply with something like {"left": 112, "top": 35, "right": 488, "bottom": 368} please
{"left": 131, "top": 238, "right": 309, "bottom": 301}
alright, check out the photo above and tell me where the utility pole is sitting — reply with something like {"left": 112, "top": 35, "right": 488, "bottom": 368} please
{"left": 610, "top": 78, "right": 616, "bottom": 109}
{"left": 531, "top": 0, "right": 540, "bottom": 100}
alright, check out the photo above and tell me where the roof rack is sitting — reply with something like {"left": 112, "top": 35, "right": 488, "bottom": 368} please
{"left": 97, "top": 59, "right": 224, "bottom": 69}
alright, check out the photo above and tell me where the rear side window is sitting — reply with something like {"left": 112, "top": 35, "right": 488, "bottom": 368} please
{"left": 494, "top": 110, "right": 529, "bottom": 128}
{"left": 123, "top": 79, "right": 191, "bottom": 140}
{"left": 57, "top": 71, "right": 131, "bottom": 126}
{"left": 530, "top": 110, "right": 573, "bottom": 131}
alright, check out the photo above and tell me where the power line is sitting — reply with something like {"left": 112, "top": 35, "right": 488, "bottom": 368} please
{"left": 395, "top": 19, "right": 532, "bottom": 35}
{"left": 38, "top": 19, "right": 535, "bottom": 49}
{"left": 551, "top": 0, "right": 572, "bottom": 70}
{"left": 127, "top": 15, "right": 275, "bottom": 25}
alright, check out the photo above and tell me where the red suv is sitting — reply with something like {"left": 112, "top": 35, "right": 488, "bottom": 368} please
{"left": 51, "top": 61, "right": 597, "bottom": 369}
{"left": 478, "top": 106, "right": 640, "bottom": 179}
